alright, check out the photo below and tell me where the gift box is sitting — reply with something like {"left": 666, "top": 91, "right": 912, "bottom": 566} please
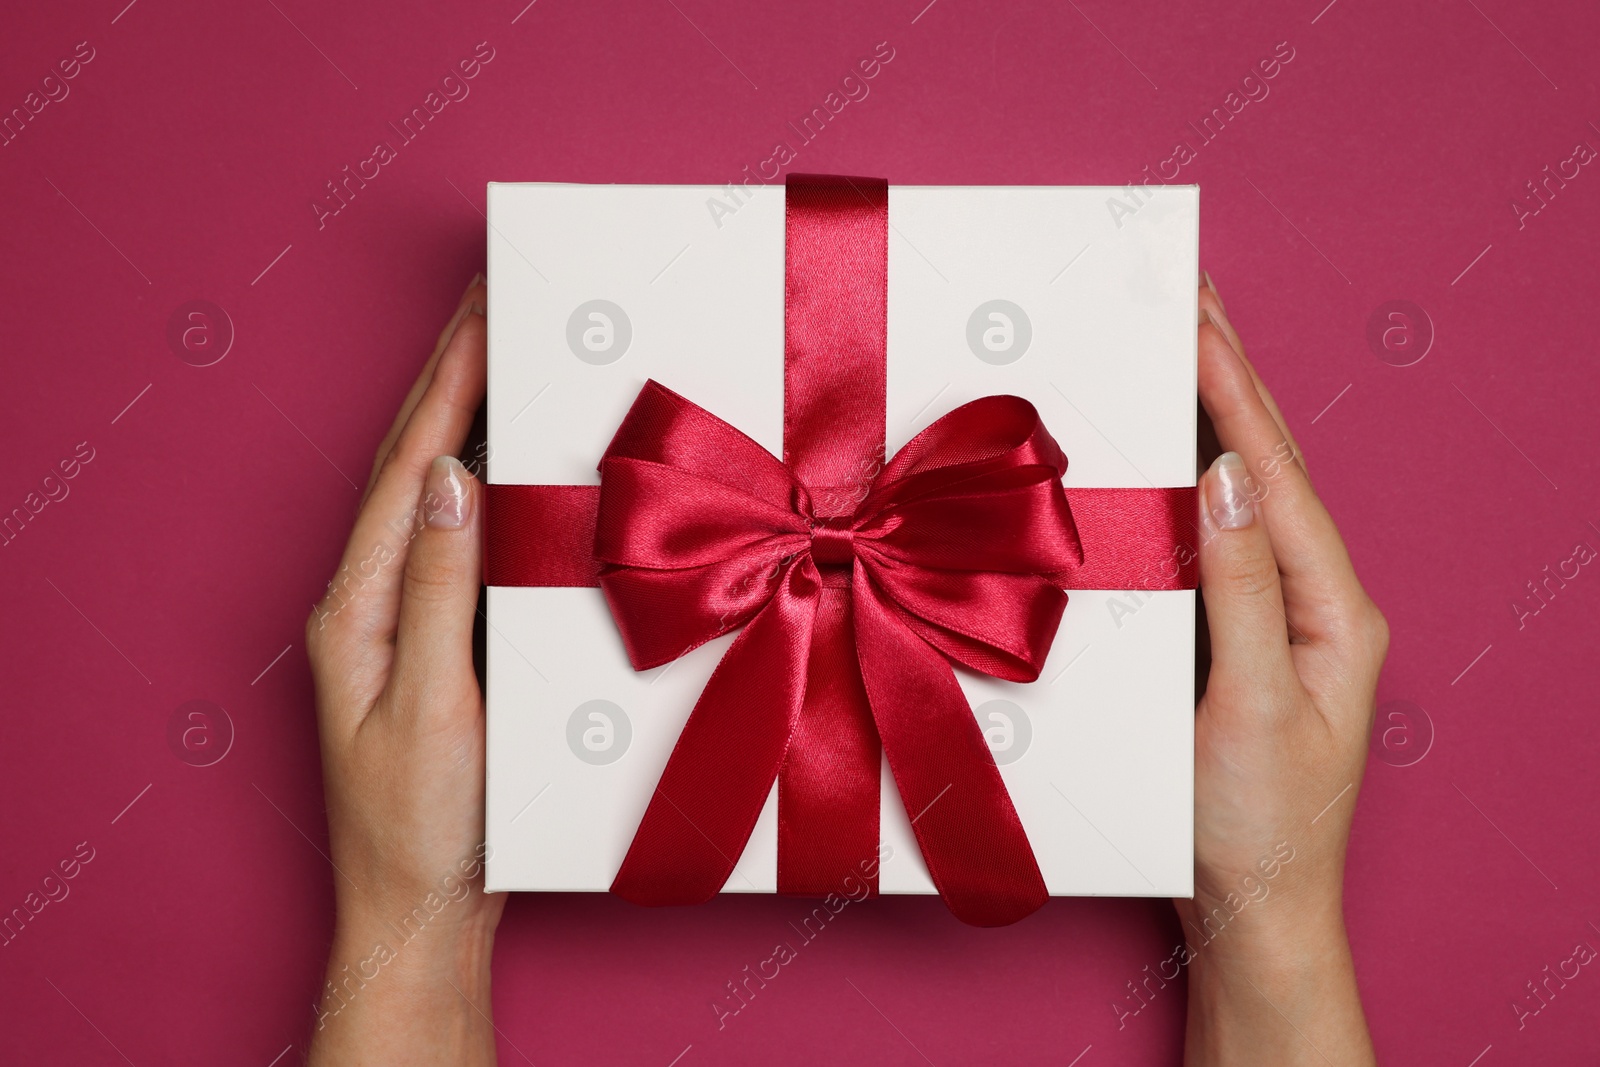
{"left": 483, "top": 178, "right": 1197, "bottom": 922}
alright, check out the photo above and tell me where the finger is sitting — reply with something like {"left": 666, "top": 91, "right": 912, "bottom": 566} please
{"left": 314, "top": 293, "right": 487, "bottom": 656}
{"left": 1198, "top": 318, "right": 1368, "bottom": 648}
{"left": 362, "top": 273, "right": 484, "bottom": 505}
{"left": 1198, "top": 273, "right": 1306, "bottom": 481}
{"left": 1196, "top": 451, "right": 1296, "bottom": 702}
{"left": 388, "top": 456, "right": 483, "bottom": 723}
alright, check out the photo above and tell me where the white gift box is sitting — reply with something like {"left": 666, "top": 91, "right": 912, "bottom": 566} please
{"left": 484, "top": 182, "right": 1196, "bottom": 898}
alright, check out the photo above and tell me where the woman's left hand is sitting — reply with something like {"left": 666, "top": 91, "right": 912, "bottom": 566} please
{"left": 305, "top": 274, "right": 503, "bottom": 1067}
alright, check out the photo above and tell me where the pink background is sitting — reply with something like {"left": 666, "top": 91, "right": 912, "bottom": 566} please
{"left": 3, "top": 0, "right": 1598, "bottom": 1063}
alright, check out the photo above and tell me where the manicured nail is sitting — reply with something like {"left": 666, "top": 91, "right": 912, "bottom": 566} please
{"left": 425, "top": 456, "right": 470, "bottom": 528}
{"left": 1199, "top": 306, "right": 1215, "bottom": 329}
{"left": 440, "top": 275, "right": 485, "bottom": 340}
{"left": 466, "top": 272, "right": 485, "bottom": 318}
{"left": 1203, "top": 270, "right": 1225, "bottom": 311}
{"left": 449, "top": 293, "right": 485, "bottom": 344}
{"left": 1209, "top": 452, "right": 1254, "bottom": 530}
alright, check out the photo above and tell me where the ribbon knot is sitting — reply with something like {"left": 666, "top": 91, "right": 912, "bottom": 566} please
{"left": 808, "top": 518, "right": 857, "bottom": 569}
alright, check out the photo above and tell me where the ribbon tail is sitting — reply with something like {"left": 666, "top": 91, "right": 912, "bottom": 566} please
{"left": 611, "top": 559, "right": 820, "bottom": 905}
{"left": 778, "top": 584, "right": 881, "bottom": 897}
{"left": 852, "top": 569, "right": 1048, "bottom": 927}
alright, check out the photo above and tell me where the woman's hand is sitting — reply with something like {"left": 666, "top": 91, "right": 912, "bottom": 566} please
{"left": 1181, "top": 274, "right": 1386, "bottom": 1065}
{"left": 305, "top": 275, "right": 502, "bottom": 1066}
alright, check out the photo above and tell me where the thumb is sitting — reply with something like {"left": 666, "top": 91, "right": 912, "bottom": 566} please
{"left": 391, "top": 456, "right": 483, "bottom": 712}
{"left": 1198, "top": 451, "right": 1294, "bottom": 699}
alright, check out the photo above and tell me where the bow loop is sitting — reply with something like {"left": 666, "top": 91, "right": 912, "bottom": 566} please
{"left": 857, "top": 560, "right": 1065, "bottom": 682}
{"left": 849, "top": 395, "right": 1082, "bottom": 584}
{"left": 596, "top": 457, "right": 808, "bottom": 571}
{"left": 859, "top": 468, "right": 1081, "bottom": 577}
{"left": 606, "top": 380, "right": 799, "bottom": 511}
{"left": 858, "top": 395, "right": 1069, "bottom": 516}
{"left": 596, "top": 382, "right": 812, "bottom": 669}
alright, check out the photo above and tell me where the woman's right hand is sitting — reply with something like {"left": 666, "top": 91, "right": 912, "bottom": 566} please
{"left": 1180, "top": 273, "right": 1387, "bottom": 1066}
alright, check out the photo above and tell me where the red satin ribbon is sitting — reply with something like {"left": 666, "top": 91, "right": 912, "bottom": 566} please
{"left": 485, "top": 174, "right": 1197, "bottom": 927}
{"left": 485, "top": 484, "right": 1197, "bottom": 592}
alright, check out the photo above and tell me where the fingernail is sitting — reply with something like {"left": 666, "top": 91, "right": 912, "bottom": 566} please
{"left": 425, "top": 456, "right": 470, "bottom": 528}
{"left": 1208, "top": 452, "right": 1254, "bottom": 530}
{"left": 440, "top": 275, "right": 485, "bottom": 340}
{"left": 1199, "top": 306, "right": 1214, "bottom": 329}
{"left": 450, "top": 295, "right": 485, "bottom": 344}
{"left": 466, "top": 272, "right": 485, "bottom": 318}
{"left": 1203, "top": 270, "right": 1225, "bottom": 311}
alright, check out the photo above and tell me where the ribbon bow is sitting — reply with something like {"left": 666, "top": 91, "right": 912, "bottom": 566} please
{"left": 597, "top": 379, "right": 1082, "bottom": 925}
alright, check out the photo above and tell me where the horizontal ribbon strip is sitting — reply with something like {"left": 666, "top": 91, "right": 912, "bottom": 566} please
{"left": 486, "top": 482, "right": 1198, "bottom": 591}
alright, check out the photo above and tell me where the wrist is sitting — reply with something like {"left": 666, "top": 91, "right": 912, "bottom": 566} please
{"left": 310, "top": 903, "right": 501, "bottom": 1066}
{"left": 1178, "top": 891, "right": 1374, "bottom": 1067}
{"left": 327, "top": 889, "right": 500, "bottom": 988}
{"left": 1184, "top": 902, "right": 1347, "bottom": 995}
{"left": 1178, "top": 879, "right": 1345, "bottom": 974}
